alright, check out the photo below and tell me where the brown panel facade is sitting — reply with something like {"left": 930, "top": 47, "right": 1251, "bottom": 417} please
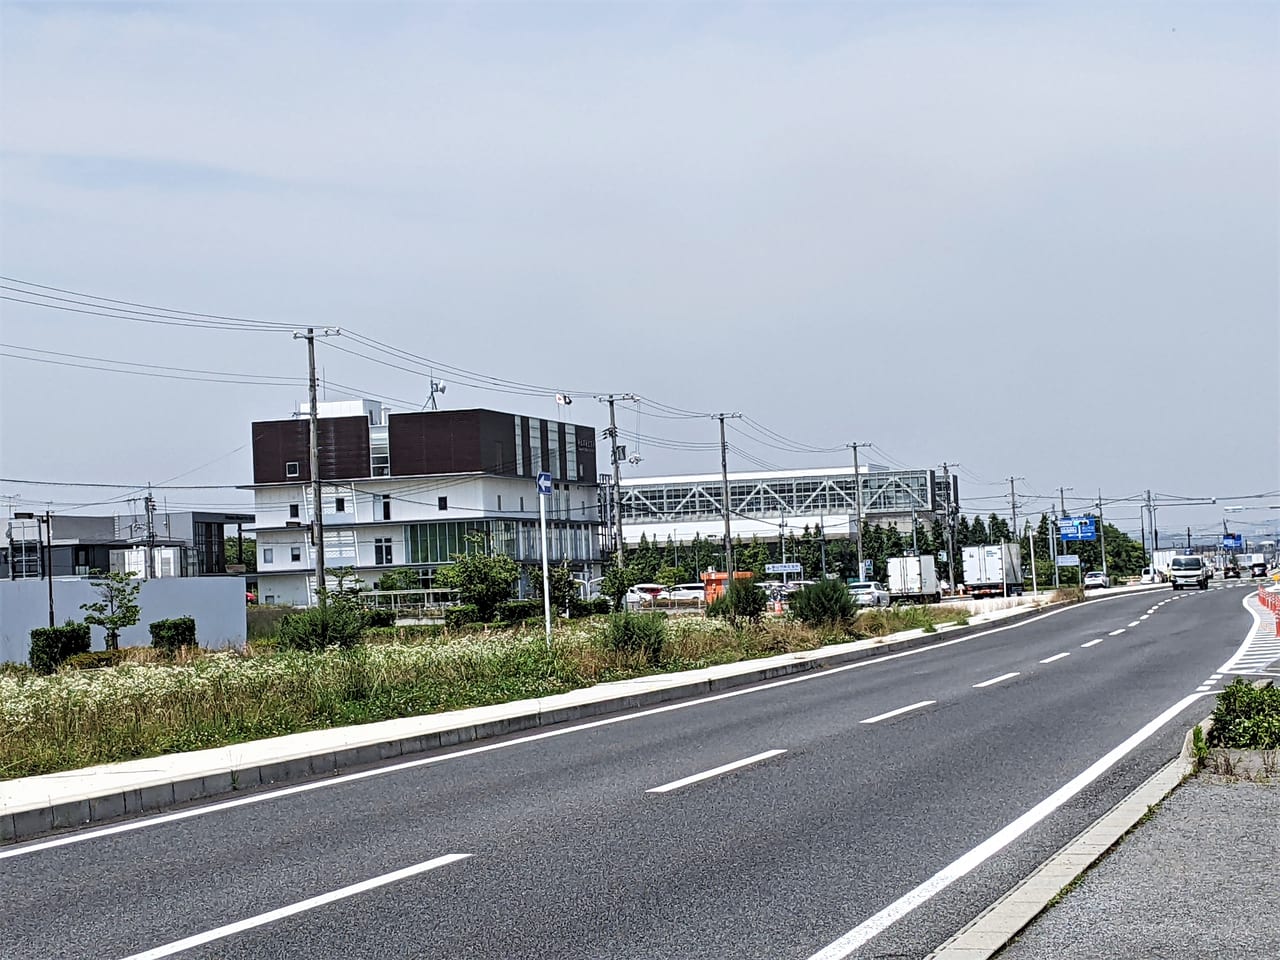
{"left": 251, "top": 417, "right": 370, "bottom": 484}
{"left": 389, "top": 410, "right": 484, "bottom": 476}
{"left": 575, "top": 424, "right": 597, "bottom": 480}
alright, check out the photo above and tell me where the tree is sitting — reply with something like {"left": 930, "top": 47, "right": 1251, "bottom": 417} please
{"left": 738, "top": 537, "right": 771, "bottom": 580}
{"left": 969, "top": 515, "right": 990, "bottom": 545}
{"left": 224, "top": 536, "right": 256, "bottom": 573}
{"left": 988, "top": 514, "right": 1012, "bottom": 543}
{"left": 531, "top": 563, "right": 579, "bottom": 614}
{"left": 631, "top": 533, "right": 661, "bottom": 580}
{"left": 601, "top": 564, "right": 642, "bottom": 611}
{"left": 325, "top": 566, "right": 363, "bottom": 596}
{"left": 375, "top": 568, "right": 421, "bottom": 592}
{"left": 434, "top": 534, "right": 519, "bottom": 621}
{"left": 956, "top": 515, "right": 972, "bottom": 547}
{"left": 80, "top": 570, "right": 142, "bottom": 651}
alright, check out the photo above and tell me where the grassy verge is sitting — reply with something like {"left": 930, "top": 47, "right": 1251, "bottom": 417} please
{"left": 1, "top": 604, "right": 977, "bottom": 780}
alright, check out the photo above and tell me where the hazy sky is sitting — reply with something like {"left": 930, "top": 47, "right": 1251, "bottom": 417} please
{"left": 1, "top": 1, "right": 1277, "bottom": 540}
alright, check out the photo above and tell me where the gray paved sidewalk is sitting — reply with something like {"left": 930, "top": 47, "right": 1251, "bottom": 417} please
{"left": 998, "top": 774, "right": 1280, "bottom": 960}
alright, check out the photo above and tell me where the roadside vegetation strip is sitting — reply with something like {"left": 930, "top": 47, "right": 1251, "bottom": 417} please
{"left": 0, "top": 605, "right": 977, "bottom": 780}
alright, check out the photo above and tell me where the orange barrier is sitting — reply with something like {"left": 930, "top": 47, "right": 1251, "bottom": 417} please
{"left": 1259, "top": 585, "right": 1280, "bottom": 637}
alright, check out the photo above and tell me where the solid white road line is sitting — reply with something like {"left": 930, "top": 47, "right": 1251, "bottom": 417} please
{"left": 1108, "top": 629, "right": 1126, "bottom": 636}
{"left": 804, "top": 693, "right": 1208, "bottom": 960}
{"left": 1039, "top": 652, "right": 1070, "bottom": 664}
{"left": 860, "top": 701, "right": 937, "bottom": 724}
{"left": 2, "top": 595, "right": 1134, "bottom": 862}
{"left": 1080, "top": 639, "right": 1105, "bottom": 648}
{"left": 972, "top": 672, "right": 1020, "bottom": 689}
{"left": 117, "top": 854, "right": 471, "bottom": 960}
{"left": 646, "top": 750, "right": 786, "bottom": 794}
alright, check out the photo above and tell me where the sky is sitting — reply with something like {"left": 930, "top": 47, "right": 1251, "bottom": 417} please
{"left": 1, "top": 1, "right": 1277, "bottom": 543}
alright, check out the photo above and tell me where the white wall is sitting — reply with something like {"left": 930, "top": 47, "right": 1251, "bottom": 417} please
{"left": 0, "top": 577, "right": 247, "bottom": 665}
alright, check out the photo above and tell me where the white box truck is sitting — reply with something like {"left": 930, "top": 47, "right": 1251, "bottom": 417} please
{"left": 888, "top": 555, "right": 941, "bottom": 603}
{"left": 962, "top": 543, "right": 1024, "bottom": 598}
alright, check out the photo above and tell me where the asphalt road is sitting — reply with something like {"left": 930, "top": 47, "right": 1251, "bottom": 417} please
{"left": 0, "top": 582, "right": 1257, "bottom": 960}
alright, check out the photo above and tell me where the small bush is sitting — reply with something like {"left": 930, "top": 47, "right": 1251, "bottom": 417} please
{"left": 444, "top": 604, "right": 481, "bottom": 629}
{"left": 63, "top": 650, "right": 129, "bottom": 671}
{"left": 149, "top": 616, "right": 198, "bottom": 654}
{"left": 602, "top": 612, "right": 667, "bottom": 664}
{"left": 590, "top": 597, "right": 611, "bottom": 615}
{"left": 708, "top": 578, "right": 768, "bottom": 623}
{"left": 29, "top": 621, "right": 92, "bottom": 674}
{"left": 1208, "top": 679, "right": 1280, "bottom": 750}
{"left": 495, "top": 599, "right": 541, "bottom": 623}
{"left": 363, "top": 608, "right": 397, "bottom": 628}
{"left": 788, "top": 578, "right": 856, "bottom": 627}
{"left": 277, "top": 603, "right": 365, "bottom": 651}
{"left": 1052, "top": 587, "right": 1085, "bottom": 604}
{"left": 247, "top": 604, "right": 293, "bottom": 641}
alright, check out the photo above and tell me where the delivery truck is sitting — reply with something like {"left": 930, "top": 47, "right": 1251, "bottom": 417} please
{"left": 887, "top": 555, "right": 942, "bottom": 603}
{"left": 962, "top": 543, "right": 1024, "bottom": 598}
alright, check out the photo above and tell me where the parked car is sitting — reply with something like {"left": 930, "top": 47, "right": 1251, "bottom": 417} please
{"left": 661, "top": 583, "right": 706, "bottom": 602}
{"left": 1139, "top": 567, "right": 1162, "bottom": 584}
{"left": 1083, "top": 571, "right": 1110, "bottom": 590}
{"left": 848, "top": 581, "right": 891, "bottom": 607}
{"left": 624, "top": 583, "right": 666, "bottom": 605}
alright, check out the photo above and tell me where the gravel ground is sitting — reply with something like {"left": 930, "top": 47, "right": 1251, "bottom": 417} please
{"left": 999, "top": 773, "right": 1279, "bottom": 960}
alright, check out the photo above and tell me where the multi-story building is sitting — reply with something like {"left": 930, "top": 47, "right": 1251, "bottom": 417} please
{"left": 619, "top": 465, "right": 958, "bottom": 547}
{"left": 247, "top": 400, "right": 604, "bottom": 607}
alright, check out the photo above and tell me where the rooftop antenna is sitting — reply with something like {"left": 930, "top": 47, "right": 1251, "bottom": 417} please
{"left": 424, "top": 377, "right": 447, "bottom": 411}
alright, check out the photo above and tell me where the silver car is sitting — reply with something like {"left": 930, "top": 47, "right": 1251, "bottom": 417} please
{"left": 848, "top": 581, "right": 891, "bottom": 607}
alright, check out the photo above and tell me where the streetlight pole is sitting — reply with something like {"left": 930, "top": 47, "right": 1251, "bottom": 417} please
{"left": 847, "top": 442, "right": 868, "bottom": 579}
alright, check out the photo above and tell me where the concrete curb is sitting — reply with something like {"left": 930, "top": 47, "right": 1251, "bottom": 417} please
{"left": 0, "top": 583, "right": 1170, "bottom": 845}
{"left": 925, "top": 712, "right": 1220, "bottom": 960}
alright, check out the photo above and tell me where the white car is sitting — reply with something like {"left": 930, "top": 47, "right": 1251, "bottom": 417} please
{"left": 1139, "top": 567, "right": 1161, "bottom": 584}
{"left": 661, "top": 583, "right": 706, "bottom": 602}
{"left": 624, "top": 583, "right": 665, "bottom": 605}
{"left": 848, "top": 581, "right": 891, "bottom": 607}
{"left": 1083, "top": 571, "right": 1111, "bottom": 589}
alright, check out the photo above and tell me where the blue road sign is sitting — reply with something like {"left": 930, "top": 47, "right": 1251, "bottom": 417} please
{"left": 536, "top": 471, "right": 552, "bottom": 496}
{"left": 1058, "top": 516, "right": 1097, "bottom": 542}
{"left": 1223, "top": 533, "right": 1243, "bottom": 550}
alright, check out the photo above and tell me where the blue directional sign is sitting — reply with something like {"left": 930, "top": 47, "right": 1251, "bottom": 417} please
{"left": 1223, "top": 533, "right": 1243, "bottom": 550}
{"left": 536, "top": 471, "right": 552, "bottom": 496}
{"left": 1058, "top": 516, "right": 1097, "bottom": 542}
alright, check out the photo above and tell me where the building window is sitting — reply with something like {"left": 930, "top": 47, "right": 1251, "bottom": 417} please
{"left": 290, "top": 546, "right": 301, "bottom": 563}
{"left": 438, "top": 496, "right": 448, "bottom": 511}
{"left": 285, "top": 462, "right": 300, "bottom": 478}
{"left": 264, "top": 595, "right": 276, "bottom": 605}
{"left": 497, "top": 494, "right": 502, "bottom": 511}
{"left": 289, "top": 503, "right": 300, "bottom": 519}
{"left": 405, "top": 521, "right": 491, "bottom": 564}
{"left": 263, "top": 548, "right": 274, "bottom": 564}
{"left": 335, "top": 497, "right": 346, "bottom": 513}
{"left": 520, "top": 496, "right": 525, "bottom": 512}
{"left": 375, "top": 538, "right": 393, "bottom": 565}
{"left": 382, "top": 495, "right": 392, "bottom": 521}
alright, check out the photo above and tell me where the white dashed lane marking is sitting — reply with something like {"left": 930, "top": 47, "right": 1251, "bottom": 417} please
{"left": 973, "top": 672, "right": 1020, "bottom": 689}
{"left": 1081, "top": 638, "right": 1106, "bottom": 648}
{"left": 1040, "top": 652, "right": 1071, "bottom": 664}
{"left": 1108, "top": 629, "right": 1126, "bottom": 636}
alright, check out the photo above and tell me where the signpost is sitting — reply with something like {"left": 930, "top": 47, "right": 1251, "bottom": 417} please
{"left": 537, "top": 471, "right": 552, "bottom": 650}
{"left": 765, "top": 562, "right": 803, "bottom": 575}
{"left": 1058, "top": 517, "right": 1097, "bottom": 542}
{"left": 1055, "top": 555, "right": 1080, "bottom": 566}
{"left": 1222, "top": 533, "right": 1243, "bottom": 551}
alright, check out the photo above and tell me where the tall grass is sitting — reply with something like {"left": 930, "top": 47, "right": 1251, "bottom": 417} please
{"left": 0, "top": 610, "right": 963, "bottom": 780}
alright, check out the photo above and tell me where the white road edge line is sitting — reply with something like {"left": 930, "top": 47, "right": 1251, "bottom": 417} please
{"left": 1080, "top": 639, "right": 1105, "bottom": 648}
{"left": 972, "top": 672, "right": 1019, "bottom": 689}
{"left": 860, "top": 700, "right": 936, "bottom": 724}
{"left": 646, "top": 749, "right": 786, "bottom": 794}
{"left": 1108, "top": 629, "right": 1126, "bottom": 636}
{"left": 804, "top": 693, "right": 1208, "bottom": 960}
{"left": 116, "top": 853, "right": 471, "bottom": 960}
{"left": 1039, "top": 652, "right": 1070, "bottom": 664}
{"left": 0, "top": 595, "right": 1136, "bottom": 861}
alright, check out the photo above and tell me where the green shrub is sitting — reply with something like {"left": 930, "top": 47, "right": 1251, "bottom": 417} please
{"left": 602, "top": 612, "right": 667, "bottom": 664}
{"left": 63, "top": 650, "right": 128, "bottom": 670}
{"left": 494, "top": 599, "right": 541, "bottom": 623}
{"left": 444, "top": 604, "right": 481, "bottom": 629}
{"left": 247, "top": 604, "right": 293, "bottom": 641}
{"left": 29, "top": 621, "right": 92, "bottom": 674}
{"left": 1207, "top": 679, "right": 1280, "bottom": 750}
{"left": 590, "top": 597, "right": 611, "bottom": 615}
{"left": 363, "top": 608, "right": 397, "bottom": 628}
{"left": 708, "top": 578, "right": 767, "bottom": 623}
{"left": 149, "top": 616, "right": 198, "bottom": 654}
{"left": 788, "top": 578, "right": 855, "bottom": 627}
{"left": 277, "top": 603, "right": 365, "bottom": 651}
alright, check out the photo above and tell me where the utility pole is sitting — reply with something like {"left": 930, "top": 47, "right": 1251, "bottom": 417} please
{"left": 941, "top": 462, "right": 958, "bottom": 589}
{"left": 144, "top": 487, "right": 156, "bottom": 580}
{"left": 42, "top": 511, "right": 53, "bottom": 627}
{"left": 1008, "top": 477, "right": 1023, "bottom": 538}
{"left": 599, "top": 394, "right": 637, "bottom": 568}
{"left": 1059, "top": 486, "right": 1070, "bottom": 518}
{"left": 1186, "top": 526, "right": 1192, "bottom": 550}
{"left": 717, "top": 413, "right": 742, "bottom": 574}
{"left": 295, "top": 326, "right": 340, "bottom": 608}
{"left": 1097, "top": 489, "right": 1108, "bottom": 577}
{"left": 847, "top": 442, "right": 868, "bottom": 579}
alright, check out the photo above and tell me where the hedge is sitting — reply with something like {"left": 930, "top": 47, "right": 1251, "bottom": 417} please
{"left": 149, "top": 616, "right": 198, "bottom": 654}
{"left": 29, "top": 621, "right": 92, "bottom": 674}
